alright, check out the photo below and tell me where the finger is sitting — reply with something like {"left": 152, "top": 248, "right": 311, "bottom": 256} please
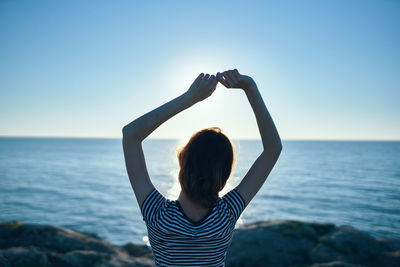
{"left": 218, "top": 75, "right": 229, "bottom": 88}
{"left": 216, "top": 72, "right": 223, "bottom": 82}
{"left": 222, "top": 72, "right": 232, "bottom": 87}
{"left": 204, "top": 73, "right": 210, "bottom": 80}
{"left": 223, "top": 76, "right": 232, "bottom": 87}
{"left": 233, "top": 69, "right": 240, "bottom": 78}
{"left": 216, "top": 72, "right": 223, "bottom": 81}
{"left": 217, "top": 72, "right": 230, "bottom": 87}
{"left": 226, "top": 71, "right": 238, "bottom": 84}
{"left": 196, "top": 73, "right": 205, "bottom": 81}
{"left": 222, "top": 71, "right": 234, "bottom": 87}
{"left": 209, "top": 75, "right": 217, "bottom": 87}
{"left": 207, "top": 75, "right": 215, "bottom": 84}
{"left": 219, "top": 74, "right": 230, "bottom": 88}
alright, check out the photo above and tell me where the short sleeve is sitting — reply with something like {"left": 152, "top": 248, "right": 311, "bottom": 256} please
{"left": 222, "top": 189, "right": 246, "bottom": 222}
{"left": 140, "top": 188, "right": 166, "bottom": 225}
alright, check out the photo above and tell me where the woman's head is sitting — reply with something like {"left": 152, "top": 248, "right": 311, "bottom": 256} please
{"left": 177, "top": 127, "right": 235, "bottom": 208}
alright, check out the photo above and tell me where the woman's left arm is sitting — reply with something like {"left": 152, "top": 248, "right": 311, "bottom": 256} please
{"left": 122, "top": 73, "right": 217, "bottom": 207}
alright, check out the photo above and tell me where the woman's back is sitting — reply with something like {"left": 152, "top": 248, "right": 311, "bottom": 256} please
{"left": 141, "top": 188, "right": 245, "bottom": 266}
{"left": 123, "top": 70, "right": 282, "bottom": 266}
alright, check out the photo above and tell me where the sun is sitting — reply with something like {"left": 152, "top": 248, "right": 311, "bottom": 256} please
{"left": 151, "top": 49, "right": 246, "bottom": 141}
{"left": 163, "top": 49, "right": 235, "bottom": 95}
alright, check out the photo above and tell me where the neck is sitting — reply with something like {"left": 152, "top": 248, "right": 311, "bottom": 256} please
{"left": 177, "top": 191, "right": 206, "bottom": 210}
{"left": 177, "top": 190, "right": 211, "bottom": 222}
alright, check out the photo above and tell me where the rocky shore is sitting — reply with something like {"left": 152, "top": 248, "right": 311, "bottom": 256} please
{"left": 0, "top": 220, "right": 399, "bottom": 267}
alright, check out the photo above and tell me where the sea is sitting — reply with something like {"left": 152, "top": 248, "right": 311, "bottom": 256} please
{"left": 0, "top": 138, "right": 399, "bottom": 245}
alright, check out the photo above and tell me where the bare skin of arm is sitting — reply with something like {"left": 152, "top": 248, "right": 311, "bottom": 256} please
{"left": 122, "top": 73, "right": 218, "bottom": 208}
{"left": 217, "top": 69, "right": 282, "bottom": 207}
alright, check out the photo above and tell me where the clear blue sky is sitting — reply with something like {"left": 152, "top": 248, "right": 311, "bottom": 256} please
{"left": 1, "top": 0, "right": 399, "bottom": 140}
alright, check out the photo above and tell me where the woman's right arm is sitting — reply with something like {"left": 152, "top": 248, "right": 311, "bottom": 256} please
{"left": 218, "top": 69, "right": 282, "bottom": 207}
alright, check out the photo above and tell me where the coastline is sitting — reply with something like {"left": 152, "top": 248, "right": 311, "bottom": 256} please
{"left": 1, "top": 220, "right": 399, "bottom": 267}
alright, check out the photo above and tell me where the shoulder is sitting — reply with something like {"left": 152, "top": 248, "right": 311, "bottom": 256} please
{"left": 221, "top": 189, "right": 245, "bottom": 208}
{"left": 140, "top": 189, "right": 172, "bottom": 224}
{"left": 219, "top": 189, "right": 246, "bottom": 221}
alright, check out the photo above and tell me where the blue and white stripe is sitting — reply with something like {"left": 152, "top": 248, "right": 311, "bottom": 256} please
{"left": 140, "top": 188, "right": 245, "bottom": 266}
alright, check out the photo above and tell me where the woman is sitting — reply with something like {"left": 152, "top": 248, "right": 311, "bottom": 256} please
{"left": 122, "top": 69, "right": 282, "bottom": 266}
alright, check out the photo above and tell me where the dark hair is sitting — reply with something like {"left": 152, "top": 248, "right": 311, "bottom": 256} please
{"left": 177, "top": 127, "right": 235, "bottom": 208}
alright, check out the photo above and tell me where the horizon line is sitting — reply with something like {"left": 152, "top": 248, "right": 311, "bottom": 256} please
{"left": 0, "top": 135, "right": 399, "bottom": 142}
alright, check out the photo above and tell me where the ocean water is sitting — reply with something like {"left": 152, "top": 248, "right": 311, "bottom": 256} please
{"left": 0, "top": 138, "right": 399, "bottom": 245}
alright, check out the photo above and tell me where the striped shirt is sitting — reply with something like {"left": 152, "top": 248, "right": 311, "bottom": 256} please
{"left": 140, "top": 188, "right": 246, "bottom": 266}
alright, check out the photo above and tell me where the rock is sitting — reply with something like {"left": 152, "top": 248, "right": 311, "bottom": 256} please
{"left": 226, "top": 220, "right": 316, "bottom": 266}
{"left": 226, "top": 220, "right": 400, "bottom": 267}
{"left": 378, "top": 237, "right": 400, "bottom": 251}
{"left": 0, "top": 221, "right": 116, "bottom": 254}
{"left": 0, "top": 221, "right": 154, "bottom": 267}
{"left": 0, "top": 246, "right": 53, "bottom": 267}
{"left": 1, "top": 220, "right": 399, "bottom": 267}
{"left": 122, "top": 243, "right": 153, "bottom": 258}
{"left": 310, "top": 243, "right": 344, "bottom": 263}
{"left": 319, "top": 226, "right": 385, "bottom": 265}
{"left": 311, "top": 261, "right": 364, "bottom": 267}
{"left": 60, "top": 250, "right": 111, "bottom": 266}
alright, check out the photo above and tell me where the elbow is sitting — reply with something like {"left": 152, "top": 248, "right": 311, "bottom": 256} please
{"left": 122, "top": 125, "right": 130, "bottom": 139}
{"left": 276, "top": 140, "right": 283, "bottom": 153}
{"left": 122, "top": 125, "right": 129, "bottom": 138}
{"left": 273, "top": 138, "right": 283, "bottom": 154}
{"left": 273, "top": 145, "right": 282, "bottom": 160}
{"left": 264, "top": 141, "right": 282, "bottom": 160}
{"left": 122, "top": 125, "right": 141, "bottom": 143}
{"left": 122, "top": 126, "right": 129, "bottom": 145}
{"left": 276, "top": 141, "right": 283, "bottom": 155}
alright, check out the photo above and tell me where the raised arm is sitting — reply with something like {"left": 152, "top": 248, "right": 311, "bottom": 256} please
{"left": 217, "top": 69, "right": 282, "bottom": 207}
{"left": 122, "top": 73, "right": 217, "bottom": 207}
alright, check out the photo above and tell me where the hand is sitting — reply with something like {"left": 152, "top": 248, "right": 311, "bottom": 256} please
{"left": 217, "top": 69, "right": 257, "bottom": 92}
{"left": 186, "top": 73, "right": 218, "bottom": 103}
